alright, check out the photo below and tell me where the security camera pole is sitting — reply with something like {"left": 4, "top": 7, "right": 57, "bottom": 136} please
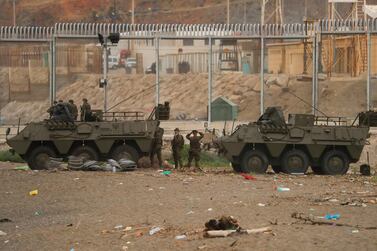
{"left": 98, "top": 33, "right": 120, "bottom": 113}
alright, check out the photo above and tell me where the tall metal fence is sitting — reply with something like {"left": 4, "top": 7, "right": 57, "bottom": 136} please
{"left": 0, "top": 20, "right": 377, "bottom": 125}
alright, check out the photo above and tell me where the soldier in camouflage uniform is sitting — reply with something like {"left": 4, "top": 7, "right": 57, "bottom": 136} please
{"left": 171, "top": 128, "right": 184, "bottom": 169}
{"left": 186, "top": 130, "right": 204, "bottom": 169}
{"left": 150, "top": 121, "right": 164, "bottom": 167}
{"left": 47, "top": 101, "right": 58, "bottom": 118}
{"left": 68, "top": 99, "right": 78, "bottom": 120}
{"left": 80, "top": 98, "right": 92, "bottom": 121}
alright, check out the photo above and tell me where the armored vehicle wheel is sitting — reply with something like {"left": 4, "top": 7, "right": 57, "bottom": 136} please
{"left": 281, "top": 149, "right": 309, "bottom": 174}
{"left": 111, "top": 145, "right": 139, "bottom": 162}
{"left": 71, "top": 146, "right": 99, "bottom": 162}
{"left": 311, "top": 166, "right": 323, "bottom": 174}
{"left": 27, "top": 146, "right": 57, "bottom": 170}
{"left": 320, "top": 150, "right": 349, "bottom": 175}
{"left": 271, "top": 165, "right": 281, "bottom": 174}
{"left": 231, "top": 162, "right": 242, "bottom": 173}
{"left": 241, "top": 150, "right": 269, "bottom": 174}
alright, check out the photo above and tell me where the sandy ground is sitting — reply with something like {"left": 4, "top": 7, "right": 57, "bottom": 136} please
{"left": 1, "top": 68, "right": 376, "bottom": 124}
{"left": 0, "top": 162, "right": 377, "bottom": 251}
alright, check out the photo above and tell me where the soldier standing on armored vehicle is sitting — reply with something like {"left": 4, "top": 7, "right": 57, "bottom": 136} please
{"left": 171, "top": 128, "right": 184, "bottom": 169}
{"left": 150, "top": 121, "right": 164, "bottom": 167}
{"left": 80, "top": 98, "right": 92, "bottom": 121}
{"left": 186, "top": 130, "right": 204, "bottom": 169}
{"left": 47, "top": 101, "right": 58, "bottom": 118}
{"left": 68, "top": 100, "right": 78, "bottom": 121}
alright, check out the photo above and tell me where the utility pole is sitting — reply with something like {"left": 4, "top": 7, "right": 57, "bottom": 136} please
{"left": 13, "top": 0, "right": 16, "bottom": 26}
{"left": 227, "top": 0, "right": 230, "bottom": 24}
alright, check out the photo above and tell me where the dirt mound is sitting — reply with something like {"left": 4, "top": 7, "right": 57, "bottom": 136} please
{"left": 0, "top": 71, "right": 369, "bottom": 124}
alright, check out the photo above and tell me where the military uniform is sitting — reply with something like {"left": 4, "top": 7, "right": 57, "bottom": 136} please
{"left": 47, "top": 101, "right": 58, "bottom": 118}
{"left": 171, "top": 128, "right": 184, "bottom": 169}
{"left": 80, "top": 99, "right": 92, "bottom": 121}
{"left": 186, "top": 131, "right": 204, "bottom": 168}
{"left": 68, "top": 101, "right": 78, "bottom": 120}
{"left": 150, "top": 126, "right": 164, "bottom": 167}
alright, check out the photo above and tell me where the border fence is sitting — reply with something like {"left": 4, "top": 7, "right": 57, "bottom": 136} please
{"left": 0, "top": 19, "right": 377, "bottom": 125}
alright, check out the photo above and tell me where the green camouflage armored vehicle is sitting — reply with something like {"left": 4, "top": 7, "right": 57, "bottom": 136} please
{"left": 6, "top": 103, "right": 170, "bottom": 170}
{"left": 218, "top": 107, "right": 370, "bottom": 175}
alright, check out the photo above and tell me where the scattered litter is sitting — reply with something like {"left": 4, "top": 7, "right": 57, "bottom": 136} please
{"left": 175, "top": 235, "right": 187, "bottom": 240}
{"left": 159, "top": 187, "right": 166, "bottom": 190}
{"left": 352, "top": 230, "right": 359, "bottom": 233}
{"left": 119, "top": 182, "right": 123, "bottom": 185}
{"left": 29, "top": 190, "right": 38, "bottom": 196}
{"left": 207, "top": 208, "right": 213, "bottom": 212}
{"left": 324, "top": 214, "right": 340, "bottom": 220}
{"left": 114, "top": 225, "right": 123, "bottom": 230}
{"left": 329, "top": 199, "right": 339, "bottom": 202}
{"left": 0, "top": 218, "right": 12, "bottom": 223}
{"left": 240, "top": 173, "right": 256, "bottom": 180}
{"left": 135, "top": 231, "right": 143, "bottom": 237}
{"left": 4, "top": 240, "right": 9, "bottom": 244}
{"left": 34, "top": 211, "right": 41, "bottom": 216}
{"left": 198, "top": 245, "right": 207, "bottom": 250}
{"left": 205, "top": 227, "right": 272, "bottom": 238}
{"left": 124, "top": 226, "right": 132, "bottom": 231}
{"left": 122, "top": 246, "right": 128, "bottom": 250}
{"left": 205, "top": 216, "right": 240, "bottom": 231}
{"left": 149, "top": 227, "right": 162, "bottom": 235}
{"left": 14, "top": 166, "right": 30, "bottom": 171}
{"left": 257, "top": 203, "right": 266, "bottom": 207}
{"left": 148, "top": 188, "right": 154, "bottom": 191}
{"left": 360, "top": 164, "right": 371, "bottom": 176}
{"left": 0, "top": 230, "right": 7, "bottom": 236}
{"left": 73, "top": 178, "right": 80, "bottom": 181}
{"left": 277, "top": 187, "right": 290, "bottom": 192}
{"left": 186, "top": 211, "right": 195, "bottom": 215}
{"left": 126, "top": 241, "right": 131, "bottom": 244}
{"left": 162, "top": 170, "right": 172, "bottom": 176}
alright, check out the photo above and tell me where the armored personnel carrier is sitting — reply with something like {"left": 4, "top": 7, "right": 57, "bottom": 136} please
{"left": 218, "top": 107, "right": 370, "bottom": 175}
{"left": 6, "top": 103, "right": 170, "bottom": 170}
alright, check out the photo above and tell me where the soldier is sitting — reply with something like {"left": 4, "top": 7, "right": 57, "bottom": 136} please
{"left": 171, "top": 128, "right": 184, "bottom": 169}
{"left": 186, "top": 130, "right": 204, "bottom": 169}
{"left": 80, "top": 98, "right": 92, "bottom": 121}
{"left": 68, "top": 99, "right": 78, "bottom": 120}
{"left": 47, "top": 101, "right": 58, "bottom": 118}
{"left": 150, "top": 121, "right": 164, "bottom": 168}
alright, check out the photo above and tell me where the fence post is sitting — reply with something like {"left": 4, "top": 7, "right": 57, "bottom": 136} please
{"left": 49, "top": 40, "right": 53, "bottom": 105}
{"left": 103, "top": 36, "right": 108, "bottom": 112}
{"left": 208, "top": 36, "right": 213, "bottom": 126}
{"left": 367, "top": 32, "right": 371, "bottom": 110}
{"left": 260, "top": 37, "right": 265, "bottom": 115}
{"left": 155, "top": 36, "right": 160, "bottom": 106}
{"left": 312, "top": 35, "right": 317, "bottom": 115}
{"left": 52, "top": 35, "right": 56, "bottom": 102}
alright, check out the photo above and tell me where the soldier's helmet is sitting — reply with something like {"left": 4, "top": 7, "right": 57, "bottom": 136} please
{"left": 83, "top": 98, "right": 88, "bottom": 102}
{"left": 174, "top": 128, "right": 180, "bottom": 132}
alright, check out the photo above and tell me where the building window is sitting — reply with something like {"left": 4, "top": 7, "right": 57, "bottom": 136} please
{"left": 183, "top": 39, "right": 194, "bottom": 46}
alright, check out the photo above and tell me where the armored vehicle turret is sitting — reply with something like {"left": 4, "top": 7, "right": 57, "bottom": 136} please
{"left": 218, "top": 107, "right": 370, "bottom": 175}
